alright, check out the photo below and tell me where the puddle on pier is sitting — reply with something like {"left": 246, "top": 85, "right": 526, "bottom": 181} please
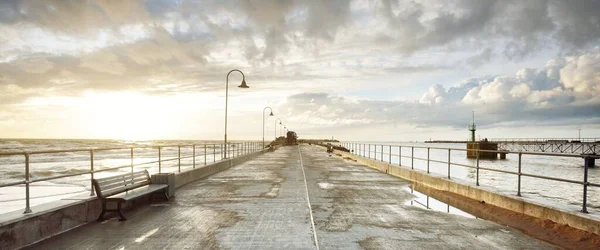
{"left": 404, "top": 186, "right": 476, "bottom": 219}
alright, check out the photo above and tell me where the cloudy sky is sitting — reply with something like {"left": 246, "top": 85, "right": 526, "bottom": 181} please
{"left": 0, "top": 0, "right": 599, "bottom": 141}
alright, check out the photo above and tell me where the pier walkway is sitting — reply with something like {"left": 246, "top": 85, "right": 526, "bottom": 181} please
{"left": 26, "top": 145, "right": 552, "bottom": 249}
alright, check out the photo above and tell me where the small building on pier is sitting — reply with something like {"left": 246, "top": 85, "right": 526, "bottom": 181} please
{"left": 465, "top": 112, "right": 503, "bottom": 159}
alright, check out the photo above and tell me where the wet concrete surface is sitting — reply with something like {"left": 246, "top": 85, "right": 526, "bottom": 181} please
{"left": 25, "top": 145, "right": 554, "bottom": 249}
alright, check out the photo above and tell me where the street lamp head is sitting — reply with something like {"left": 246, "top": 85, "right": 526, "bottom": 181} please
{"left": 279, "top": 122, "right": 282, "bottom": 125}
{"left": 269, "top": 111, "right": 274, "bottom": 116}
{"left": 238, "top": 79, "right": 249, "bottom": 88}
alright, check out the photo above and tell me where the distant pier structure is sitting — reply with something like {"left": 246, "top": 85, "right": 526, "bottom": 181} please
{"left": 466, "top": 111, "right": 503, "bottom": 159}
{"left": 490, "top": 138, "right": 599, "bottom": 155}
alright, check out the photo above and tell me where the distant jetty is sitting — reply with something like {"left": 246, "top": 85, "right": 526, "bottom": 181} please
{"left": 424, "top": 140, "right": 469, "bottom": 143}
{"left": 298, "top": 139, "right": 340, "bottom": 144}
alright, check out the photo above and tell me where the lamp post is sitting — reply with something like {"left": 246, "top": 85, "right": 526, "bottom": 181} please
{"left": 224, "top": 69, "right": 249, "bottom": 159}
{"left": 263, "top": 107, "right": 274, "bottom": 149}
{"left": 275, "top": 118, "right": 282, "bottom": 139}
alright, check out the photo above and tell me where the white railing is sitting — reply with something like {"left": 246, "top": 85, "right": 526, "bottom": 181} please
{"left": 338, "top": 142, "right": 600, "bottom": 214}
{"left": 0, "top": 142, "right": 263, "bottom": 214}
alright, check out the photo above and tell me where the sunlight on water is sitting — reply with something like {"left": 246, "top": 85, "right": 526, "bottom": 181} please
{"left": 0, "top": 139, "right": 257, "bottom": 214}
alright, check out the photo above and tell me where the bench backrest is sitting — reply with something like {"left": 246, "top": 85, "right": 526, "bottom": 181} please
{"left": 92, "top": 170, "right": 151, "bottom": 199}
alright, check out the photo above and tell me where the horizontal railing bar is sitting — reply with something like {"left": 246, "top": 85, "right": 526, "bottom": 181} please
{"left": 428, "top": 159, "right": 447, "bottom": 165}
{"left": 449, "top": 162, "right": 473, "bottom": 168}
{"left": 520, "top": 173, "right": 583, "bottom": 185}
{"left": 0, "top": 180, "right": 26, "bottom": 188}
{"left": 476, "top": 166, "right": 519, "bottom": 175}
{"left": 0, "top": 143, "right": 226, "bottom": 156}
{"left": 29, "top": 171, "right": 90, "bottom": 183}
{"left": 93, "top": 164, "right": 136, "bottom": 173}
{"left": 412, "top": 156, "right": 428, "bottom": 162}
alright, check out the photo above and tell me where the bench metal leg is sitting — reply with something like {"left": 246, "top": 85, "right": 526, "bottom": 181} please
{"left": 164, "top": 189, "right": 169, "bottom": 201}
{"left": 97, "top": 201, "right": 107, "bottom": 222}
{"left": 117, "top": 202, "right": 127, "bottom": 221}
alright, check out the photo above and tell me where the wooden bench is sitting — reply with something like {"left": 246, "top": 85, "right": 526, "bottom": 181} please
{"left": 92, "top": 170, "right": 168, "bottom": 221}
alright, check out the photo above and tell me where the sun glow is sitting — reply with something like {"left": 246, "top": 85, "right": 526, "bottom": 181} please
{"left": 74, "top": 92, "right": 177, "bottom": 140}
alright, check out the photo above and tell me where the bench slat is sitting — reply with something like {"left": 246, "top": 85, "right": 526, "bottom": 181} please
{"left": 96, "top": 170, "right": 147, "bottom": 182}
{"left": 101, "top": 181, "right": 151, "bottom": 197}
{"left": 96, "top": 171, "right": 148, "bottom": 184}
{"left": 99, "top": 176, "right": 149, "bottom": 191}
{"left": 92, "top": 170, "right": 168, "bottom": 221}
{"left": 93, "top": 170, "right": 151, "bottom": 198}
{"left": 107, "top": 184, "right": 168, "bottom": 201}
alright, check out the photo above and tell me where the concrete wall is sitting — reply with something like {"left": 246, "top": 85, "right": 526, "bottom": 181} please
{"left": 0, "top": 150, "right": 265, "bottom": 250}
{"left": 337, "top": 150, "right": 600, "bottom": 235}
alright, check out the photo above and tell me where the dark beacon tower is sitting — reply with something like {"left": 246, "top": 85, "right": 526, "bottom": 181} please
{"left": 466, "top": 111, "right": 499, "bottom": 159}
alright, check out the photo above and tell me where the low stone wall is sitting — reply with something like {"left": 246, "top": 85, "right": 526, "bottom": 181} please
{"left": 337, "top": 150, "right": 600, "bottom": 235}
{"left": 0, "top": 150, "right": 265, "bottom": 250}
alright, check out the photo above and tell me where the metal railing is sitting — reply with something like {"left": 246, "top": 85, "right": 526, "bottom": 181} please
{"left": 338, "top": 142, "right": 600, "bottom": 214}
{"left": 0, "top": 142, "right": 263, "bottom": 214}
{"left": 488, "top": 138, "right": 600, "bottom": 143}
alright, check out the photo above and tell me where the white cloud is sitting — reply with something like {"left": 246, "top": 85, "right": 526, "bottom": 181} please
{"left": 560, "top": 47, "right": 600, "bottom": 102}
{"left": 1, "top": 0, "right": 600, "bottom": 139}
{"left": 283, "top": 47, "right": 600, "bottom": 130}
{"left": 80, "top": 51, "right": 126, "bottom": 75}
{"left": 14, "top": 56, "right": 53, "bottom": 74}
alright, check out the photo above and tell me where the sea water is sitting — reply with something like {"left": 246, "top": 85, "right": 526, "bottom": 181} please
{"left": 0, "top": 139, "right": 248, "bottom": 214}
{"left": 341, "top": 142, "right": 600, "bottom": 216}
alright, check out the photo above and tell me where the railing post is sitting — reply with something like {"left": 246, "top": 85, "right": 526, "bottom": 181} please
{"left": 24, "top": 153, "right": 32, "bottom": 214}
{"left": 399, "top": 146, "right": 402, "bottom": 166}
{"left": 411, "top": 147, "right": 414, "bottom": 169}
{"left": 90, "top": 150, "right": 95, "bottom": 196}
{"left": 204, "top": 144, "right": 207, "bottom": 165}
{"left": 213, "top": 144, "right": 216, "bottom": 162}
{"left": 447, "top": 149, "right": 451, "bottom": 179}
{"left": 374, "top": 144, "right": 377, "bottom": 160}
{"left": 582, "top": 156, "right": 590, "bottom": 213}
{"left": 380, "top": 145, "right": 383, "bottom": 162}
{"left": 193, "top": 144, "right": 196, "bottom": 169}
{"left": 158, "top": 146, "right": 162, "bottom": 173}
{"left": 476, "top": 149, "right": 479, "bottom": 186}
{"left": 517, "top": 152, "right": 522, "bottom": 196}
{"left": 427, "top": 147, "right": 430, "bottom": 174}
{"left": 130, "top": 147, "right": 134, "bottom": 174}
{"left": 388, "top": 145, "right": 391, "bottom": 164}
{"left": 178, "top": 145, "right": 181, "bottom": 172}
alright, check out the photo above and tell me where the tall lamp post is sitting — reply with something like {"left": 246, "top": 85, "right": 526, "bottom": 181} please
{"left": 275, "top": 118, "right": 282, "bottom": 139}
{"left": 263, "top": 107, "right": 274, "bottom": 149}
{"left": 224, "top": 69, "right": 249, "bottom": 159}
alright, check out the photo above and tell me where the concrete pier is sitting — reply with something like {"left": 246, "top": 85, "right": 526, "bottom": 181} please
{"left": 24, "top": 145, "right": 552, "bottom": 249}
